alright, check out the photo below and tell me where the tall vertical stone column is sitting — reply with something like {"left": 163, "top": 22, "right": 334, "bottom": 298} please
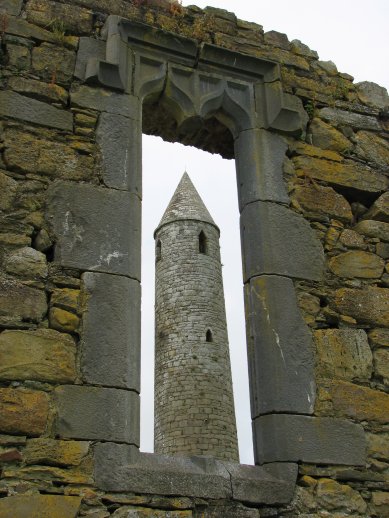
{"left": 154, "top": 173, "right": 239, "bottom": 462}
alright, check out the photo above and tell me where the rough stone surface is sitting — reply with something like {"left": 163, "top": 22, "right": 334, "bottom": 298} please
{"left": 293, "top": 155, "right": 388, "bottom": 194}
{"left": 71, "top": 85, "right": 140, "bottom": 118}
{"left": 241, "top": 201, "right": 324, "bottom": 282}
{"left": 46, "top": 181, "right": 141, "bottom": 279}
{"left": 24, "top": 438, "right": 89, "bottom": 467}
{"left": 32, "top": 42, "right": 76, "bottom": 85}
{"left": 330, "top": 287, "right": 389, "bottom": 327}
{"left": 328, "top": 250, "right": 384, "bottom": 278}
{"left": 5, "top": 246, "right": 48, "bottom": 279}
{"left": 371, "top": 491, "right": 389, "bottom": 518}
{"left": 316, "top": 478, "right": 367, "bottom": 513}
{"left": 96, "top": 112, "right": 141, "bottom": 196}
{"left": 8, "top": 76, "right": 69, "bottom": 105}
{"left": 2, "top": 0, "right": 23, "bottom": 15}
{"left": 354, "top": 130, "right": 389, "bottom": 169}
{"left": 367, "top": 432, "right": 389, "bottom": 460}
{"left": 364, "top": 192, "right": 389, "bottom": 222}
{"left": 319, "top": 106, "right": 381, "bottom": 131}
{"left": 234, "top": 129, "right": 289, "bottom": 209}
{"left": 253, "top": 415, "right": 366, "bottom": 465}
{"left": 368, "top": 328, "right": 389, "bottom": 348}
{"left": 49, "top": 307, "right": 80, "bottom": 333}
{"left": 356, "top": 81, "right": 389, "bottom": 109}
{"left": 0, "top": 171, "right": 18, "bottom": 211}
{"left": 308, "top": 118, "right": 352, "bottom": 152}
{"left": 0, "top": 91, "right": 73, "bottom": 131}
{"left": 3, "top": 127, "right": 94, "bottom": 181}
{"left": 0, "top": 279, "right": 47, "bottom": 327}
{"left": 317, "top": 380, "right": 389, "bottom": 423}
{"left": 373, "top": 348, "right": 389, "bottom": 381}
{"left": 354, "top": 219, "right": 389, "bottom": 242}
{"left": 315, "top": 329, "right": 373, "bottom": 380}
{"left": 0, "top": 388, "right": 49, "bottom": 436}
{"left": 55, "top": 385, "right": 139, "bottom": 444}
{"left": 81, "top": 272, "right": 141, "bottom": 391}
{"left": 26, "top": 0, "right": 93, "bottom": 34}
{"left": 0, "top": 329, "right": 76, "bottom": 383}
{"left": 292, "top": 182, "right": 352, "bottom": 222}
{"left": 0, "top": 494, "right": 81, "bottom": 518}
{"left": 245, "top": 275, "right": 315, "bottom": 416}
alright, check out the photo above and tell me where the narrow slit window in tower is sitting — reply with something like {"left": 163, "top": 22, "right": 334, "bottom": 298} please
{"left": 199, "top": 231, "right": 207, "bottom": 254}
{"left": 206, "top": 329, "right": 213, "bottom": 342}
{"left": 156, "top": 239, "right": 162, "bottom": 262}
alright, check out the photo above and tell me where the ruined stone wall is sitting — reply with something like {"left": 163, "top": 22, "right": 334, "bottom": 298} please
{"left": 0, "top": 0, "right": 388, "bottom": 517}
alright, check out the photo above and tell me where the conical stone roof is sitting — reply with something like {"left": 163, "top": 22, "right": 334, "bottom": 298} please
{"left": 155, "top": 172, "right": 219, "bottom": 234}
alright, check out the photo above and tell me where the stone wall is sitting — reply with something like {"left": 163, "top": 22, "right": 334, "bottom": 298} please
{"left": 0, "top": 0, "right": 388, "bottom": 517}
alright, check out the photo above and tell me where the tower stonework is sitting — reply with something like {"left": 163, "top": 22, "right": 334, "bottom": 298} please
{"left": 154, "top": 173, "right": 239, "bottom": 462}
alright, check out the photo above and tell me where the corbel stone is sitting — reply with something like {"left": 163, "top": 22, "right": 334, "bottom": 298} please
{"left": 244, "top": 275, "right": 315, "bottom": 417}
{"left": 133, "top": 53, "right": 167, "bottom": 102}
{"left": 253, "top": 414, "right": 366, "bottom": 466}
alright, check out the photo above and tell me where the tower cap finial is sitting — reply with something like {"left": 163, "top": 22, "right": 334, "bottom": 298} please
{"left": 155, "top": 173, "right": 219, "bottom": 235}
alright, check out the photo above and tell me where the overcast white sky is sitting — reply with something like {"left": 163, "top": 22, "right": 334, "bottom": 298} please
{"left": 140, "top": 0, "right": 389, "bottom": 464}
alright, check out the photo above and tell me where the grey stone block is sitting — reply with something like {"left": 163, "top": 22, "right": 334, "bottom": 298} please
{"left": 96, "top": 112, "right": 141, "bottom": 196}
{"left": 46, "top": 181, "right": 141, "bottom": 279}
{"left": 55, "top": 385, "right": 139, "bottom": 444}
{"left": 245, "top": 275, "right": 315, "bottom": 417}
{"left": 253, "top": 414, "right": 366, "bottom": 465}
{"left": 225, "top": 462, "right": 297, "bottom": 505}
{"left": 234, "top": 129, "right": 289, "bottom": 210}
{"left": 81, "top": 272, "right": 140, "bottom": 391}
{"left": 0, "top": 91, "right": 73, "bottom": 131}
{"left": 241, "top": 201, "right": 324, "bottom": 282}
{"left": 71, "top": 85, "right": 140, "bottom": 119}
{"left": 319, "top": 107, "right": 381, "bottom": 131}
{"left": 74, "top": 37, "right": 106, "bottom": 80}
{"left": 94, "top": 443, "right": 297, "bottom": 504}
{"left": 2, "top": 0, "right": 23, "bottom": 15}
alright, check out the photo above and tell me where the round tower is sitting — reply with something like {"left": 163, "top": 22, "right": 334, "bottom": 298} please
{"left": 154, "top": 173, "right": 239, "bottom": 462}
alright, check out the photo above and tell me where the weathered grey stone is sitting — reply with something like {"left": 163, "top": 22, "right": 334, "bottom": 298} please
{"left": 0, "top": 171, "right": 18, "bottom": 211}
{"left": 74, "top": 37, "right": 106, "bottom": 79}
{"left": 290, "top": 39, "right": 318, "bottom": 58}
{"left": 8, "top": 76, "right": 68, "bottom": 105}
{"left": 328, "top": 250, "right": 384, "bottom": 279}
{"left": 46, "top": 181, "right": 141, "bottom": 279}
{"left": 368, "top": 328, "right": 389, "bottom": 348}
{"left": 0, "top": 279, "right": 47, "bottom": 326}
{"left": 316, "top": 478, "right": 367, "bottom": 514}
{"left": 316, "top": 60, "right": 338, "bottom": 75}
{"left": 2, "top": 0, "right": 23, "bottom": 15}
{"left": 226, "top": 462, "right": 298, "bottom": 505}
{"left": 234, "top": 129, "right": 289, "bottom": 209}
{"left": 374, "top": 348, "right": 389, "bottom": 381}
{"left": 308, "top": 118, "right": 352, "bottom": 152}
{"left": 5, "top": 247, "right": 48, "bottom": 279}
{"left": 26, "top": 0, "right": 93, "bottom": 35}
{"left": 263, "top": 30, "right": 289, "bottom": 49}
{"left": 96, "top": 112, "right": 141, "bottom": 196}
{"left": 94, "top": 443, "right": 296, "bottom": 504}
{"left": 245, "top": 276, "right": 315, "bottom": 417}
{"left": 364, "top": 192, "right": 389, "bottom": 223}
{"left": 6, "top": 14, "right": 59, "bottom": 43}
{"left": 71, "top": 85, "right": 140, "bottom": 119}
{"left": 0, "top": 495, "right": 81, "bottom": 518}
{"left": 55, "top": 385, "right": 139, "bottom": 444}
{"left": 355, "top": 220, "right": 389, "bottom": 242}
{"left": 0, "top": 91, "right": 73, "bottom": 131}
{"left": 319, "top": 107, "right": 381, "bottom": 131}
{"left": 81, "top": 272, "right": 140, "bottom": 391}
{"left": 354, "top": 130, "right": 389, "bottom": 170}
{"left": 292, "top": 182, "right": 352, "bottom": 223}
{"left": 356, "top": 81, "right": 389, "bottom": 109}
{"left": 241, "top": 202, "right": 324, "bottom": 282}
{"left": 331, "top": 287, "right": 389, "bottom": 328}
{"left": 253, "top": 415, "right": 366, "bottom": 465}
{"left": 315, "top": 329, "right": 373, "bottom": 380}
{"left": 0, "top": 329, "right": 76, "bottom": 383}
{"left": 32, "top": 42, "right": 76, "bottom": 85}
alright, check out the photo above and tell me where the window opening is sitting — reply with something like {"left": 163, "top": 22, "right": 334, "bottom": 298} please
{"left": 206, "top": 329, "right": 213, "bottom": 342}
{"left": 156, "top": 239, "right": 162, "bottom": 262}
{"left": 199, "top": 231, "right": 207, "bottom": 254}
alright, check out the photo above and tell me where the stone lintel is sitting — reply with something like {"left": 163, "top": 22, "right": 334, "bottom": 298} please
{"left": 253, "top": 414, "right": 366, "bottom": 466}
{"left": 94, "top": 442, "right": 297, "bottom": 504}
{"left": 245, "top": 275, "right": 315, "bottom": 417}
{"left": 240, "top": 201, "right": 324, "bottom": 282}
{"left": 81, "top": 272, "right": 141, "bottom": 391}
{"left": 55, "top": 385, "right": 139, "bottom": 445}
